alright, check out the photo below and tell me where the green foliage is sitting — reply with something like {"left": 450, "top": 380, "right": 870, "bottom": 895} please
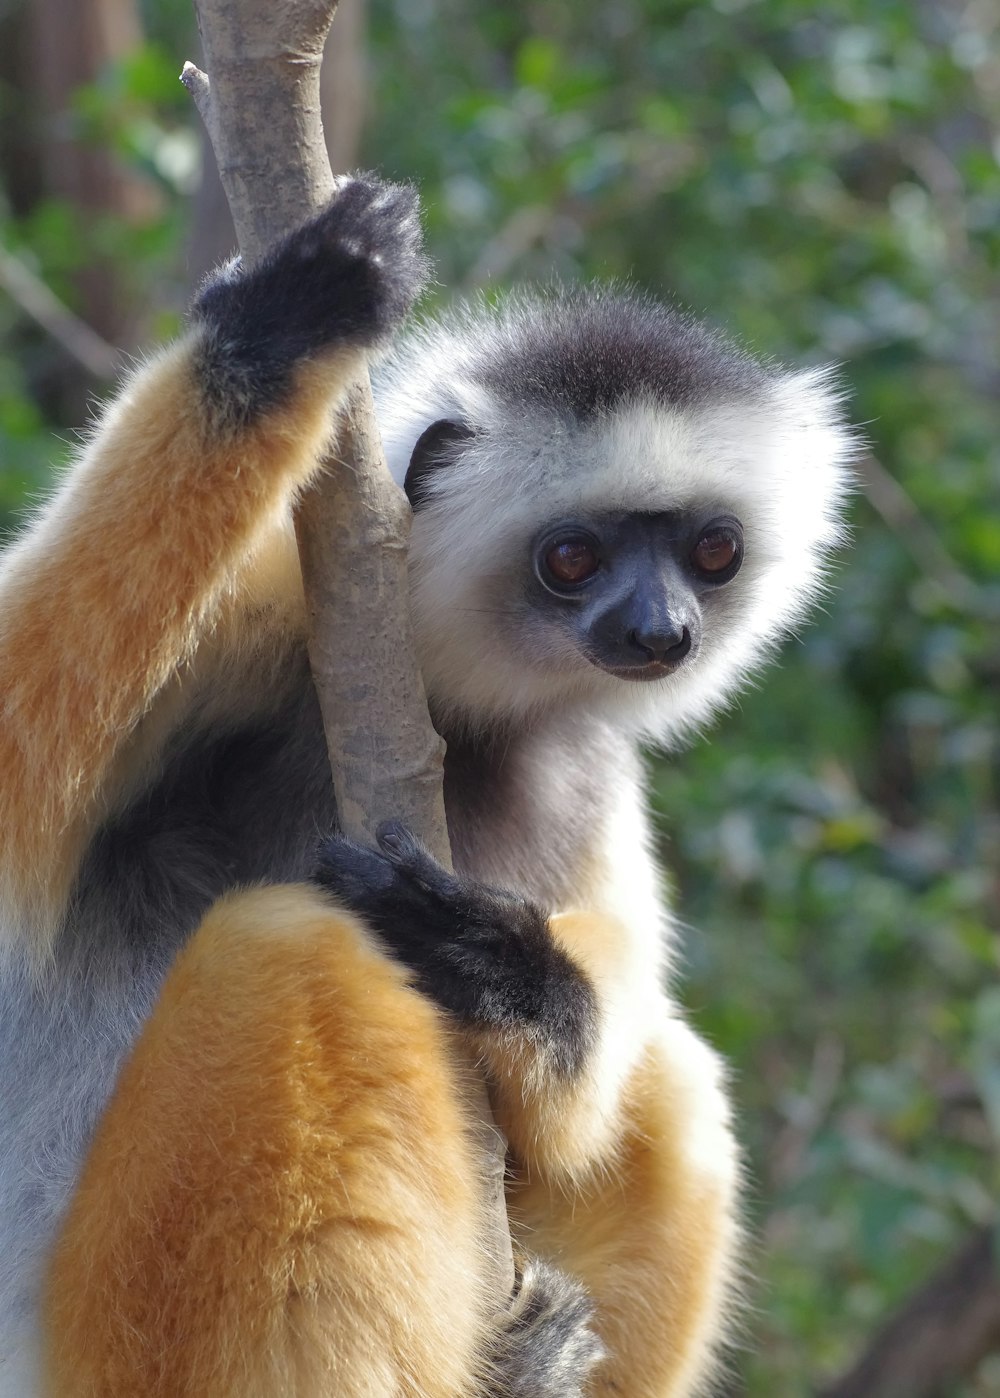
{"left": 367, "top": 11, "right": 999, "bottom": 1386}
{"left": 69, "top": 40, "right": 199, "bottom": 193}
{"left": 0, "top": 38, "right": 191, "bottom": 532}
{"left": 0, "top": 0, "right": 997, "bottom": 1390}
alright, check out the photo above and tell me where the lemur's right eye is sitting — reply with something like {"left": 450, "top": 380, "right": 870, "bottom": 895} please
{"left": 541, "top": 536, "right": 600, "bottom": 589}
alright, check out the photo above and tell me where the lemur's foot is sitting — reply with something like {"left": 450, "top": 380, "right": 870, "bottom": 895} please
{"left": 193, "top": 174, "right": 429, "bottom": 418}
{"left": 313, "top": 822, "right": 596, "bottom": 1075}
{"left": 485, "top": 1259, "right": 607, "bottom": 1398}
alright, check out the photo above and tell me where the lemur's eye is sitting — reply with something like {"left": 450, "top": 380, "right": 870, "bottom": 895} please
{"left": 691, "top": 522, "right": 743, "bottom": 582}
{"left": 541, "top": 536, "right": 600, "bottom": 589}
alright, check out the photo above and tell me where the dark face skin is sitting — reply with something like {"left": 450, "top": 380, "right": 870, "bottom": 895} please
{"left": 530, "top": 510, "right": 745, "bottom": 681}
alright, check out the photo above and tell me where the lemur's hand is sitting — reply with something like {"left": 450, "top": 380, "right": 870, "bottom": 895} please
{"left": 313, "top": 822, "right": 596, "bottom": 1075}
{"left": 192, "top": 174, "right": 429, "bottom": 419}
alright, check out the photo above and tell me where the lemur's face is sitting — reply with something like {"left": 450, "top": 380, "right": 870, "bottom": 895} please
{"left": 400, "top": 398, "right": 833, "bottom": 742}
{"left": 405, "top": 473, "right": 764, "bottom": 742}
{"left": 381, "top": 312, "right": 853, "bottom": 744}
{"left": 528, "top": 509, "right": 744, "bottom": 684}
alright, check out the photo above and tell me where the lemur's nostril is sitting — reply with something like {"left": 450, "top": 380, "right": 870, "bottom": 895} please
{"left": 666, "top": 627, "right": 692, "bottom": 661}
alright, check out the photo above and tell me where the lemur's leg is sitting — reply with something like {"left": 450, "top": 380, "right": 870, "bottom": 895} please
{"left": 509, "top": 1019, "right": 740, "bottom": 1398}
{"left": 486, "top": 902, "right": 740, "bottom": 1395}
{"left": 316, "top": 826, "right": 739, "bottom": 1398}
{"left": 44, "top": 884, "right": 489, "bottom": 1398}
{"left": 0, "top": 177, "right": 426, "bottom": 955}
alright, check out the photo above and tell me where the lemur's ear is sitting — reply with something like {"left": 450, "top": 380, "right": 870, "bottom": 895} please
{"left": 404, "top": 419, "right": 475, "bottom": 511}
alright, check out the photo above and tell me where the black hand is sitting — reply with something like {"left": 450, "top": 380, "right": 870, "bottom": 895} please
{"left": 313, "top": 822, "right": 596, "bottom": 1077}
{"left": 192, "top": 174, "right": 429, "bottom": 420}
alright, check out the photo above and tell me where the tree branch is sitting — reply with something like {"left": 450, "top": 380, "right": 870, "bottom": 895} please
{"left": 859, "top": 453, "right": 996, "bottom": 619}
{"left": 0, "top": 245, "right": 120, "bottom": 381}
{"left": 821, "top": 1226, "right": 1000, "bottom": 1398}
{"left": 183, "top": 0, "right": 514, "bottom": 1305}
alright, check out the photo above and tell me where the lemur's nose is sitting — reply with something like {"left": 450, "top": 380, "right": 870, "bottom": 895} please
{"left": 626, "top": 624, "right": 692, "bottom": 665}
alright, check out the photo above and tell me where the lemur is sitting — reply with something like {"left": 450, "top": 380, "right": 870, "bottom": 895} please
{"left": 0, "top": 176, "right": 852, "bottom": 1397}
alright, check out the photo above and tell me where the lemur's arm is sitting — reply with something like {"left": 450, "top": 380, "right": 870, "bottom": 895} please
{"left": 314, "top": 778, "right": 668, "bottom": 1188}
{"left": 0, "top": 178, "right": 426, "bottom": 953}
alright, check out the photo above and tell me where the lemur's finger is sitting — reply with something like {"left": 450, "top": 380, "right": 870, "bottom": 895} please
{"left": 375, "top": 822, "right": 460, "bottom": 897}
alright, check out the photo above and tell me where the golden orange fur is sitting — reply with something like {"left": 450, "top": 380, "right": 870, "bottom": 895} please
{"left": 45, "top": 895, "right": 738, "bottom": 1398}
{"left": 45, "top": 886, "right": 489, "bottom": 1398}
{"left": 509, "top": 1020, "right": 739, "bottom": 1397}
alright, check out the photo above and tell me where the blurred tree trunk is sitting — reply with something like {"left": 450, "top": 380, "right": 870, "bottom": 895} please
{"left": 27, "top": 0, "right": 156, "bottom": 343}
{"left": 187, "top": 130, "right": 234, "bottom": 282}
{"left": 320, "top": 0, "right": 367, "bottom": 175}
{"left": 822, "top": 1227, "right": 1000, "bottom": 1398}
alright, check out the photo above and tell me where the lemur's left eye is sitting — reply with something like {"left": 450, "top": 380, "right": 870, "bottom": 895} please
{"left": 537, "top": 532, "right": 601, "bottom": 591}
{"left": 546, "top": 539, "right": 600, "bottom": 585}
{"left": 691, "top": 522, "right": 743, "bottom": 581}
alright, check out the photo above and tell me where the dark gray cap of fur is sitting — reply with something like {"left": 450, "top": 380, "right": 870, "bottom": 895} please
{"left": 471, "top": 288, "right": 772, "bottom": 418}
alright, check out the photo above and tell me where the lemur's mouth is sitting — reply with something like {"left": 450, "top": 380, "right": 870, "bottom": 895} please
{"left": 587, "top": 631, "right": 699, "bottom": 682}
{"left": 588, "top": 657, "right": 680, "bottom": 683}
